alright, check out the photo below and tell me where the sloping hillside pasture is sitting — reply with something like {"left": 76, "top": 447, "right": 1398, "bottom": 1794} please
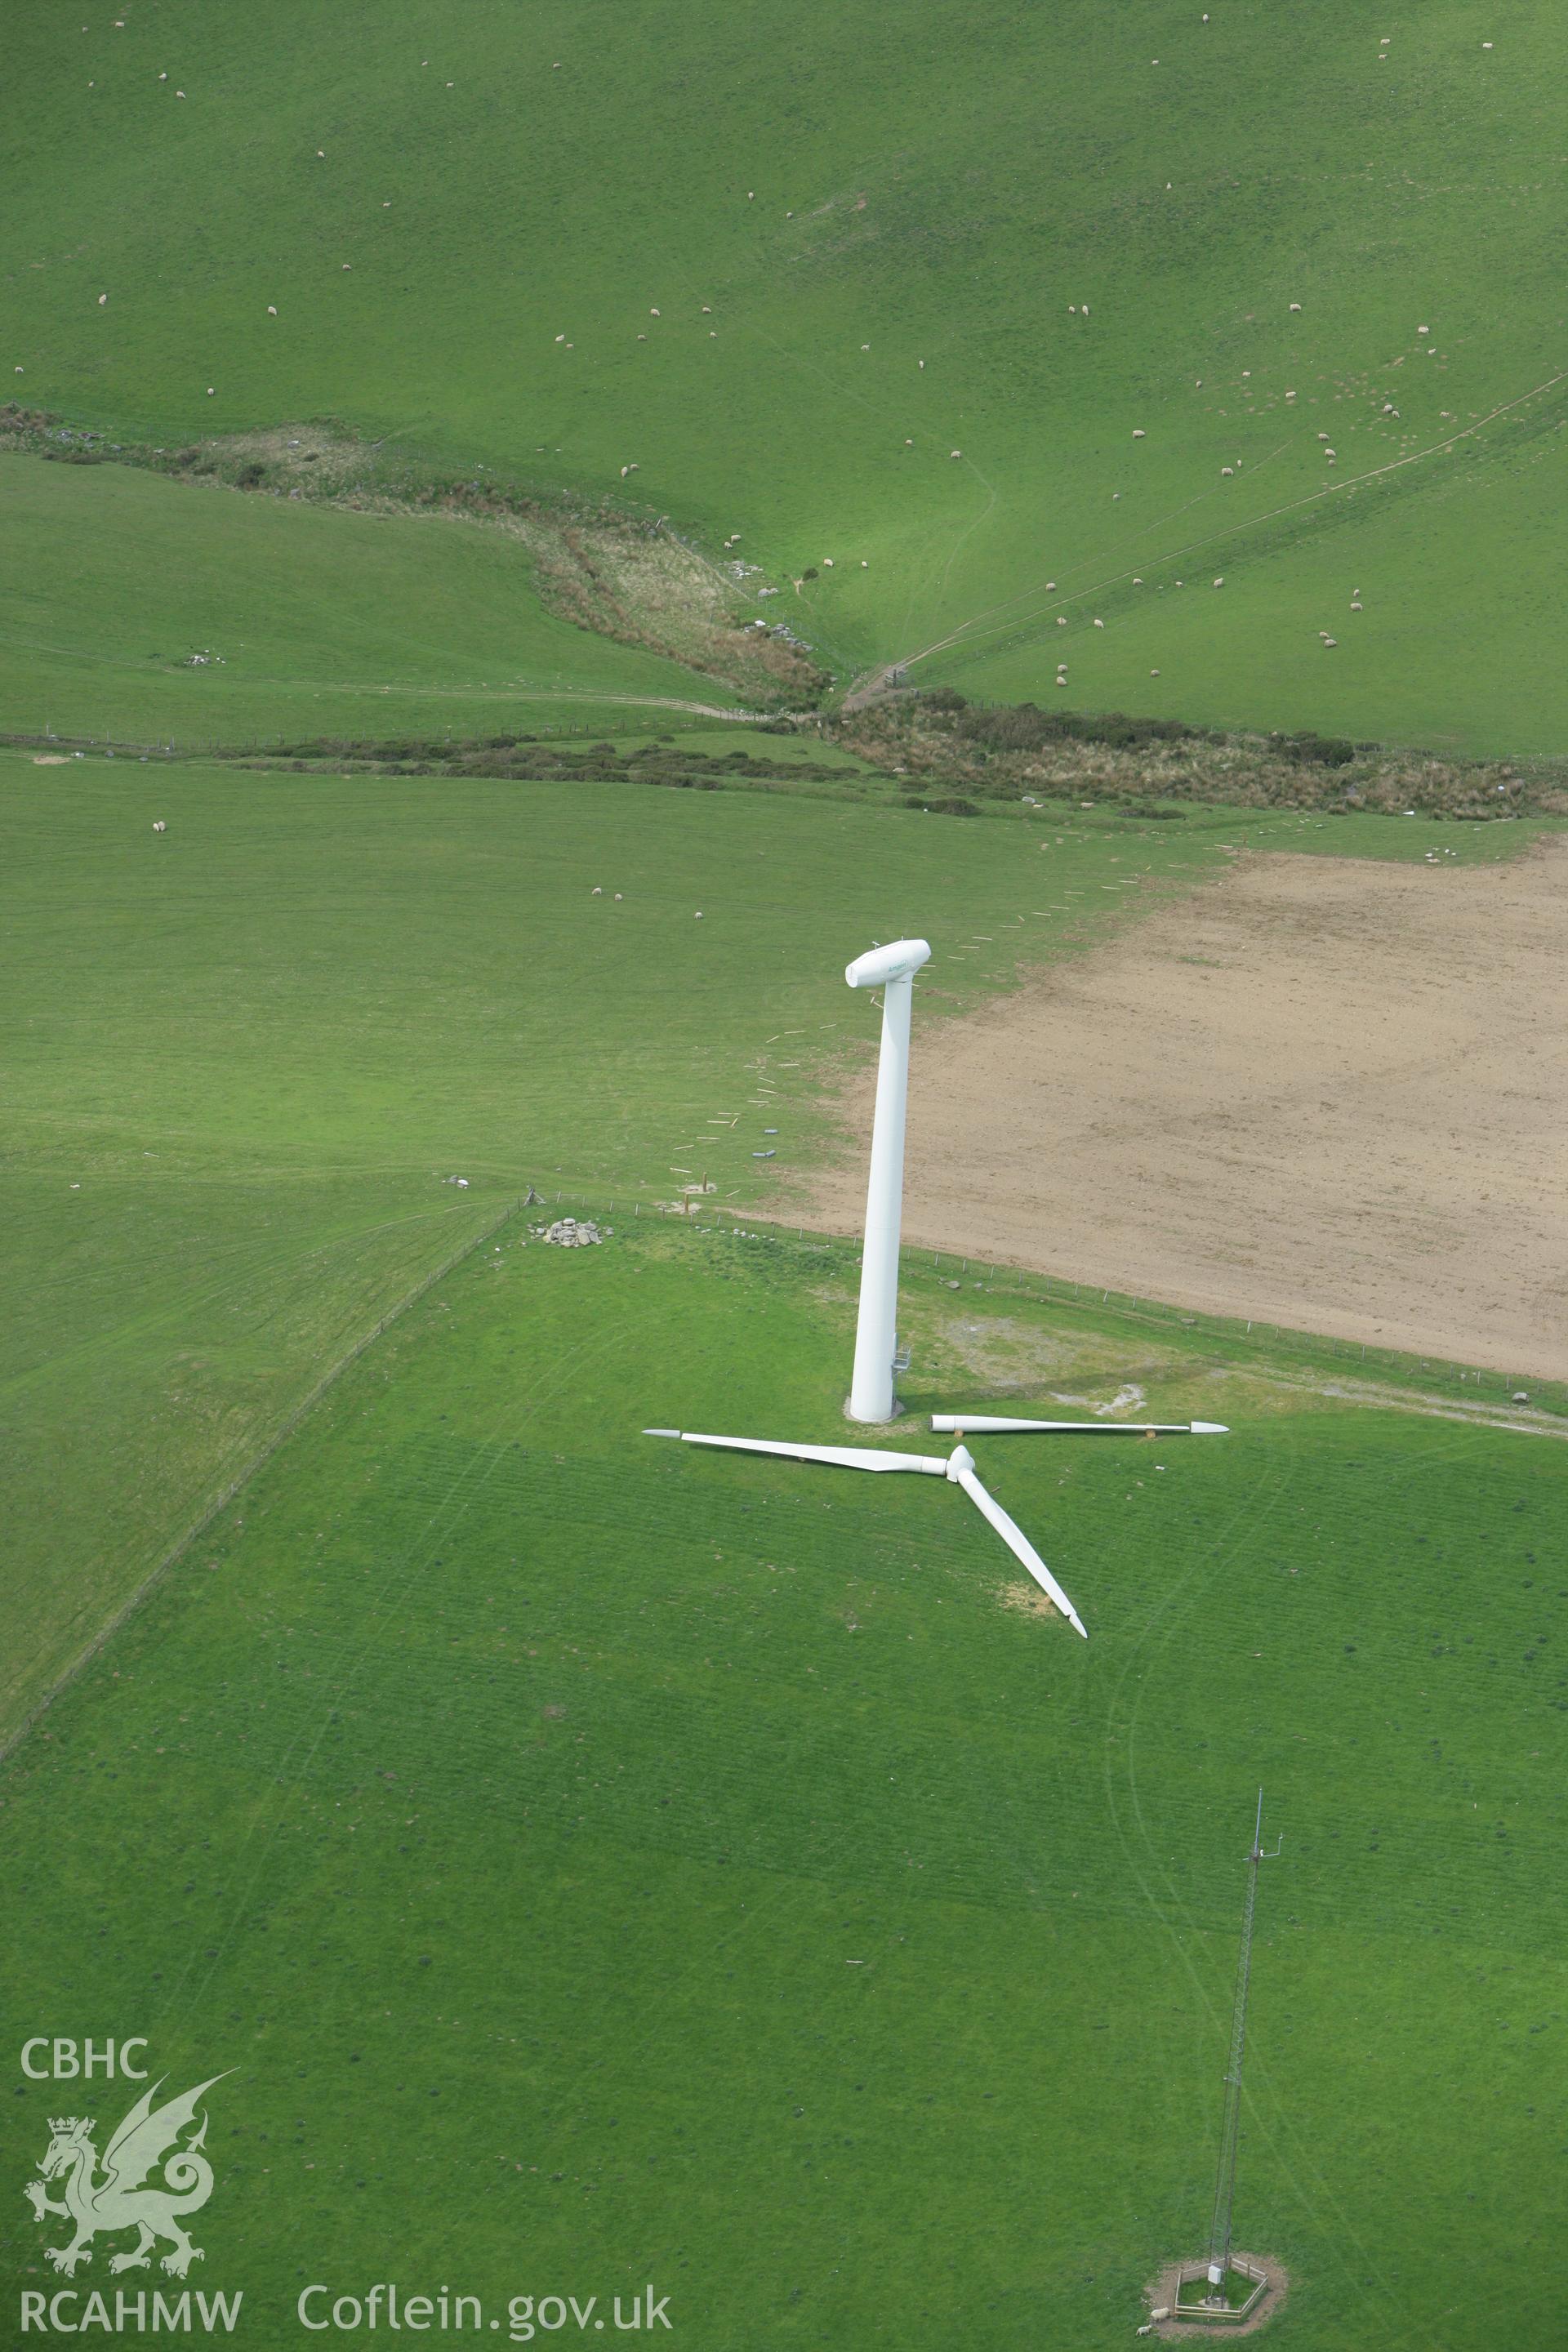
{"left": 2, "top": 1225, "right": 1564, "bottom": 2347}
{"left": 0, "top": 454, "right": 737, "bottom": 746}
{"left": 6, "top": 0, "right": 1566, "bottom": 749}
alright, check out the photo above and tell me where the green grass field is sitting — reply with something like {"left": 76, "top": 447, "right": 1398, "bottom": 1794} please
{"left": 5, "top": 744, "right": 1547, "bottom": 1748}
{"left": 0, "top": 455, "right": 738, "bottom": 746}
{"left": 7, "top": 0, "right": 1567, "bottom": 750}
{"left": 7, "top": 746, "right": 1272, "bottom": 1748}
{"left": 5, "top": 2, "right": 1566, "bottom": 2329}
{"left": 5, "top": 1219, "right": 1565, "bottom": 2347}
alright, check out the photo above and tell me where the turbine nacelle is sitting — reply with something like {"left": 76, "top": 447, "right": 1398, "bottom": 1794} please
{"left": 844, "top": 938, "right": 932, "bottom": 991}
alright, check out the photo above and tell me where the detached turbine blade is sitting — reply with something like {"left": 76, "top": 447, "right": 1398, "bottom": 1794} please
{"left": 644, "top": 1430, "right": 946, "bottom": 1474}
{"left": 951, "top": 1463, "right": 1089, "bottom": 1638}
{"left": 932, "top": 1414, "right": 1227, "bottom": 1436}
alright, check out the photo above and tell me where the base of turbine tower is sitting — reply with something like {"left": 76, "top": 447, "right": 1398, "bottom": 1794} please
{"left": 841, "top": 1394, "right": 907, "bottom": 1424}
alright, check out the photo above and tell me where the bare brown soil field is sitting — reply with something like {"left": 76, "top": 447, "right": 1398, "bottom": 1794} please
{"left": 798, "top": 841, "right": 1568, "bottom": 1381}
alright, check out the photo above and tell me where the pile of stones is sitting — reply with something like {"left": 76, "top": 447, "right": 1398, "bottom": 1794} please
{"left": 534, "top": 1217, "right": 605, "bottom": 1247}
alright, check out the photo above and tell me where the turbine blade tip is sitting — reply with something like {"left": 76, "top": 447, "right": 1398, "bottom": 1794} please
{"left": 1191, "top": 1421, "right": 1230, "bottom": 1434}
{"left": 642, "top": 1427, "right": 682, "bottom": 1438}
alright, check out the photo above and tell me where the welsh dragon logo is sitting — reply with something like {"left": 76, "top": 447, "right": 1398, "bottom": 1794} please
{"left": 24, "top": 2074, "right": 229, "bottom": 2279}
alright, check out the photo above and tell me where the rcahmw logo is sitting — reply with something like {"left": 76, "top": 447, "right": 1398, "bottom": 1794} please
{"left": 19, "top": 2041, "right": 241, "bottom": 2335}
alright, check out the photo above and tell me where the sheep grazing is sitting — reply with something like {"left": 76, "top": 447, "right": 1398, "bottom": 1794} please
{"left": 1057, "top": 616, "right": 1067, "bottom": 626}
{"left": 1290, "top": 301, "right": 1302, "bottom": 311}
{"left": 590, "top": 885, "right": 602, "bottom": 894}
{"left": 1045, "top": 581, "right": 1057, "bottom": 590}
{"left": 98, "top": 293, "right": 108, "bottom": 306}
{"left": 1093, "top": 617, "right": 1104, "bottom": 628}
{"left": 950, "top": 448, "right": 962, "bottom": 458}
{"left": 1350, "top": 599, "right": 1363, "bottom": 610}
{"left": 1221, "top": 464, "right": 1234, "bottom": 475}
{"left": 152, "top": 819, "right": 167, "bottom": 833}
{"left": 1132, "top": 427, "right": 1146, "bottom": 438}
{"left": 267, "top": 305, "right": 277, "bottom": 315}
{"left": 1213, "top": 576, "right": 1224, "bottom": 587}
{"left": 1132, "top": 576, "right": 1143, "bottom": 585}
{"left": 650, "top": 308, "right": 660, "bottom": 317}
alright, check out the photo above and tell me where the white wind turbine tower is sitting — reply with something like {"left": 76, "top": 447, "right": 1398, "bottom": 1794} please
{"left": 844, "top": 937, "right": 930, "bottom": 1423}
{"left": 643, "top": 932, "right": 1230, "bottom": 1642}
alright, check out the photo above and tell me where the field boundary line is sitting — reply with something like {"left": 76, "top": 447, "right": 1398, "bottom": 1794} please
{"left": 0, "top": 1194, "right": 523, "bottom": 1773}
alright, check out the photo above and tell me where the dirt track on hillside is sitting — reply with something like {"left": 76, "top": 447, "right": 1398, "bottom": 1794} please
{"left": 797, "top": 841, "right": 1568, "bottom": 1380}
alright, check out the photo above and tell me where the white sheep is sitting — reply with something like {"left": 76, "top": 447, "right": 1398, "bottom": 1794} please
{"left": 1133, "top": 428, "right": 1146, "bottom": 439}
{"left": 1094, "top": 617, "right": 1104, "bottom": 628}
{"left": 1213, "top": 576, "right": 1224, "bottom": 586}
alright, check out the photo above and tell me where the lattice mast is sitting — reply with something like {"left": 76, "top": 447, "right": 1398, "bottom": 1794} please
{"left": 1205, "top": 1788, "right": 1281, "bottom": 2290}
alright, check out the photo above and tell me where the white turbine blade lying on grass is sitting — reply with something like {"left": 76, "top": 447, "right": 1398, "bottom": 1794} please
{"left": 949, "top": 1461, "right": 1089, "bottom": 1639}
{"left": 642, "top": 1430, "right": 1089, "bottom": 1635}
{"left": 644, "top": 1430, "right": 947, "bottom": 1474}
{"left": 931, "top": 1414, "right": 1228, "bottom": 1436}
